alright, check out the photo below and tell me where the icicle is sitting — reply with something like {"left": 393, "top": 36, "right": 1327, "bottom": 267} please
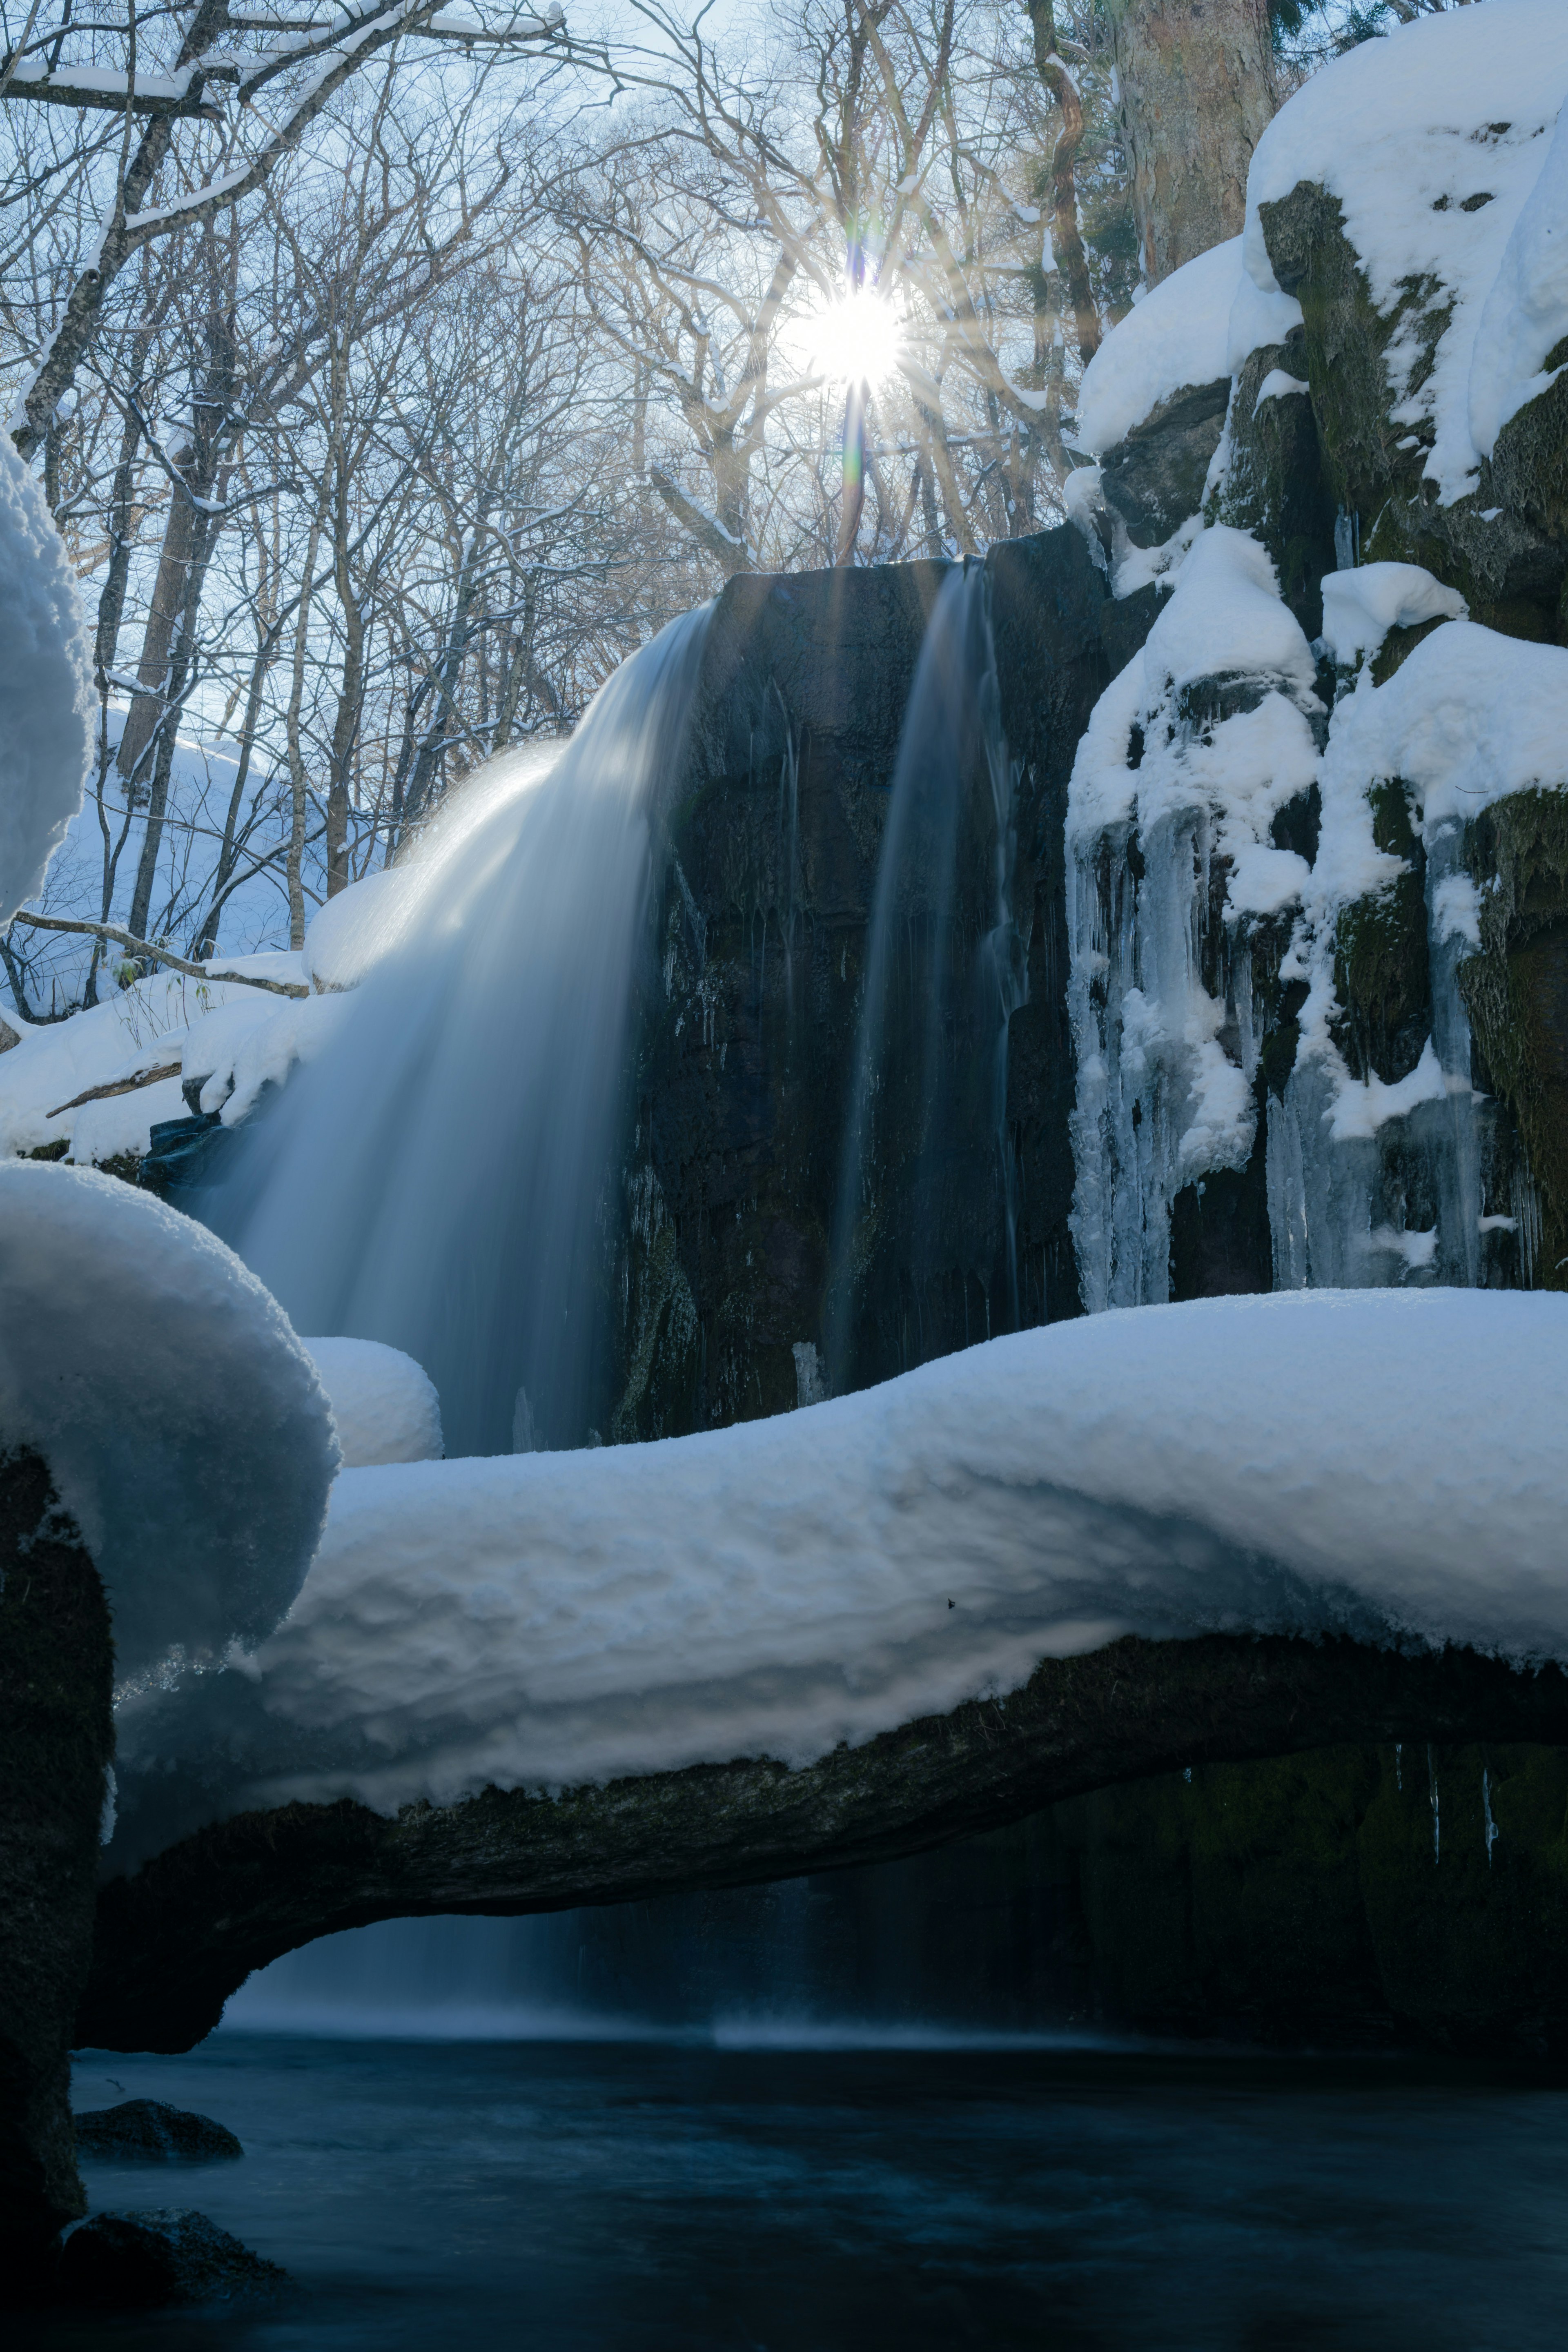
{"left": 1428, "top": 1744, "right": 1440, "bottom": 1864}
{"left": 1483, "top": 1766, "right": 1498, "bottom": 1865}
{"left": 1395, "top": 1741, "right": 1402, "bottom": 1791}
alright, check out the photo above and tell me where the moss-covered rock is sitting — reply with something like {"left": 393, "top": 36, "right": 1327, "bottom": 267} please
{"left": 1257, "top": 180, "right": 1567, "bottom": 644}
{"left": 1458, "top": 787, "right": 1568, "bottom": 1287}
{"left": 1053, "top": 1738, "right": 1568, "bottom": 2052}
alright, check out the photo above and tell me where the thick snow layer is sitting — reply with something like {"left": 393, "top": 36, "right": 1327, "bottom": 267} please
{"left": 1076, "top": 240, "right": 1241, "bottom": 454}
{"left": 1139, "top": 526, "right": 1318, "bottom": 706}
{"left": 0, "top": 955, "right": 308, "bottom": 1163}
{"left": 109, "top": 1289, "right": 1568, "bottom": 1857}
{"left": 0, "top": 1162, "right": 336, "bottom": 1679}
{"left": 0, "top": 432, "right": 92, "bottom": 920}
{"left": 1471, "top": 99, "right": 1568, "bottom": 456}
{"left": 1318, "top": 619, "right": 1568, "bottom": 848}
{"left": 299, "top": 1337, "right": 443, "bottom": 1468}
{"left": 1076, "top": 238, "right": 1301, "bottom": 455}
{"left": 1243, "top": 0, "right": 1568, "bottom": 503}
{"left": 1318, "top": 563, "right": 1468, "bottom": 667}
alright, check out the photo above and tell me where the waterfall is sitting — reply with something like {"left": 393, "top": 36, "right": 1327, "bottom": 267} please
{"left": 825, "top": 561, "right": 1024, "bottom": 1392}
{"left": 206, "top": 607, "right": 711, "bottom": 1459}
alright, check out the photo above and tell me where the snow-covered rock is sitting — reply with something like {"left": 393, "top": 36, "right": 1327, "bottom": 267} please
{"left": 0, "top": 1161, "right": 337, "bottom": 1679}
{"left": 299, "top": 1336, "right": 443, "bottom": 1468}
{"left": 1243, "top": 0, "right": 1568, "bottom": 506}
{"left": 1317, "top": 564, "right": 1468, "bottom": 669}
{"left": 107, "top": 1287, "right": 1568, "bottom": 1860}
{"left": 0, "top": 432, "right": 92, "bottom": 921}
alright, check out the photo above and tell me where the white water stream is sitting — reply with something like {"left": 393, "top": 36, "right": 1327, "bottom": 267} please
{"left": 209, "top": 608, "right": 710, "bottom": 1459}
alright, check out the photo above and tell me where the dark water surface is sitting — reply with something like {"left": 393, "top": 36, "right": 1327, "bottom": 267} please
{"left": 22, "top": 2034, "right": 1568, "bottom": 2350}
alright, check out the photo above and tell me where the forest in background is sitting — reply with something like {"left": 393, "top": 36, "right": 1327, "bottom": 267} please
{"left": 0, "top": 0, "right": 1451, "bottom": 1013}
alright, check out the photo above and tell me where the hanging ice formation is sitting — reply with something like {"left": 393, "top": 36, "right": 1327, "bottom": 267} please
{"left": 207, "top": 607, "right": 712, "bottom": 1459}
{"left": 1065, "top": 524, "right": 1568, "bottom": 1307}
{"left": 825, "top": 561, "right": 1022, "bottom": 1388}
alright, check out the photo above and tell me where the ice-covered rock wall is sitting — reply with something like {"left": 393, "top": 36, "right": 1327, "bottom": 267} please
{"left": 1066, "top": 0, "right": 1568, "bottom": 1302}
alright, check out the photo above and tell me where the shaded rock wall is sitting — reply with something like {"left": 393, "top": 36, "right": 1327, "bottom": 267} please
{"left": 0, "top": 1450, "right": 113, "bottom": 2264}
{"left": 605, "top": 526, "right": 1136, "bottom": 1437}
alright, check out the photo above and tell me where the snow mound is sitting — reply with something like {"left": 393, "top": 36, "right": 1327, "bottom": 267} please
{"left": 299, "top": 1337, "right": 443, "bottom": 1468}
{"left": 1243, "top": 0, "right": 1568, "bottom": 503}
{"left": 108, "top": 1287, "right": 1568, "bottom": 1858}
{"left": 0, "top": 1161, "right": 337, "bottom": 1678}
{"left": 0, "top": 432, "right": 92, "bottom": 920}
{"left": 1318, "top": 563, "right": 1468, "bottom": 668}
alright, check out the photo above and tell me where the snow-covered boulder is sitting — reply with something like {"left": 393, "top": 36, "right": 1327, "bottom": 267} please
{"left": 298, "top": 1336, "right": 443, "bottom": 1468}
{"left": 0, "top": 433, "right": 92, "bottom": 923}
{"left": 0, "top": 1161, "right": 337, "bottom": 1677}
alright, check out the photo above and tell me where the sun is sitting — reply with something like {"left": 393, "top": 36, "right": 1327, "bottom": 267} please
{"left": 799, "top": 293, "right": 906, "bottom": 391}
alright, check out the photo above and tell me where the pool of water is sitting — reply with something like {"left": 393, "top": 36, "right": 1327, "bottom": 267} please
{"left": 19, "top": 2034, "right": 1568, "bottom": 2349}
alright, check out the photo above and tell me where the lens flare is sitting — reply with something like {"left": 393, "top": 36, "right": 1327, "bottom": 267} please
{"left": 800, "top": 294, "right": 905, "bottom": 390}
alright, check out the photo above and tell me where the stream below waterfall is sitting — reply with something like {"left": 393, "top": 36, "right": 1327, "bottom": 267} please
{"left": 22, "top": 2035, "right": 1568, "bottom": 2349}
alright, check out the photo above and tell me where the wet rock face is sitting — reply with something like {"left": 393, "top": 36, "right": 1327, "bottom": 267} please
{"left": 58, "top": 2207, "right": 284, "bottom": 2308}
{"left": 0, "top": 1448, "right": 113, "bottom": 2267}
{"left": 1099, "top": 378, "right": 1232, "bottom": 549}
{"left": 607, "top": 527, "right": 1130, "bottom": 1434}
{"left": 73, "top": 2101, "right": 243, "bottom": 2164}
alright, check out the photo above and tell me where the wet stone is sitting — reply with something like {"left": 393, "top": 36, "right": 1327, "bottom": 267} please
{"left": 74, "top": 2098, "right": 243, "bottom": 2163}
{"left": 58, "top": 2207, "right": 285, "bottom": 2308}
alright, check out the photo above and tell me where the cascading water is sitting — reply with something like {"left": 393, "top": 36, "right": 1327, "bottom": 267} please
{"left": 206, "top": 606, "right": 711, "bottom": 1459}
{"left": 825, "top": 561, "right": 1025, "bottom": 1392}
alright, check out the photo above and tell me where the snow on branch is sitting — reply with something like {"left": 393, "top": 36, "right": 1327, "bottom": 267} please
{"left": 8, "top": 912, "right": 311, "bottom": 999}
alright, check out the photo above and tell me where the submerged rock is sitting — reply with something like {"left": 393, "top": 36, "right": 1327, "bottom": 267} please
{"left": 59, "top": 2207, "right": 284, "bottom": 2308}
{"left": 74, "top": 2099, "right": 243, "bottom": 2163}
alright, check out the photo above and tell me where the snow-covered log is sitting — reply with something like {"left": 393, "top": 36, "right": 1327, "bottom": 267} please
{"left": 84, "top": 1286, "right": 1568, "bottom": 2047}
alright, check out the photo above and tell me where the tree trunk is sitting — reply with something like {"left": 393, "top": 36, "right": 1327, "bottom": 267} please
{"left": 1109, "top": 0, "right": 1277, "bottom": 284}
{"left": 285, "top": 515, "right": 324, "bottom": 951}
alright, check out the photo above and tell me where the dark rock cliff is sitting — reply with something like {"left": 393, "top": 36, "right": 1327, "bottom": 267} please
{"left": 604, "top": 525, "right": 1137, "bottom": 1439}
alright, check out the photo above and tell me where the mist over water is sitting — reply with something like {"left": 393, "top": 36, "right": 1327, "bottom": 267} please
{"left": 206, "top": 606, "right": 710, "bottom": 1459}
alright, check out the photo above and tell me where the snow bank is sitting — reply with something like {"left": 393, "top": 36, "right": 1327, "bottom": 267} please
{"left": 0, "top": 432, "right": 92, "bottom": 920}
{"left": 0, "top": 955, "right": 309, "bottom": 1163}
{"left": 1243, "top": 0, "right": 1568, "bottom": 503}
{"left": 109, "top": 1288, "right": 1568, "bottom": 1855}
{"left": 299, "top": 1337, "right": 443, "bottom": 1468}
{"left": 1317, "top": 563, "right": 1468, "bottom": 668}
{"left": 0, "top": 1161, "right": 336, "bottom": 1679}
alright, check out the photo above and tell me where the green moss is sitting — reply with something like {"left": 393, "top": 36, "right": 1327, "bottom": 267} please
{"left": 1458, "top": 788, "right": 1568, "bottom": 1286}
